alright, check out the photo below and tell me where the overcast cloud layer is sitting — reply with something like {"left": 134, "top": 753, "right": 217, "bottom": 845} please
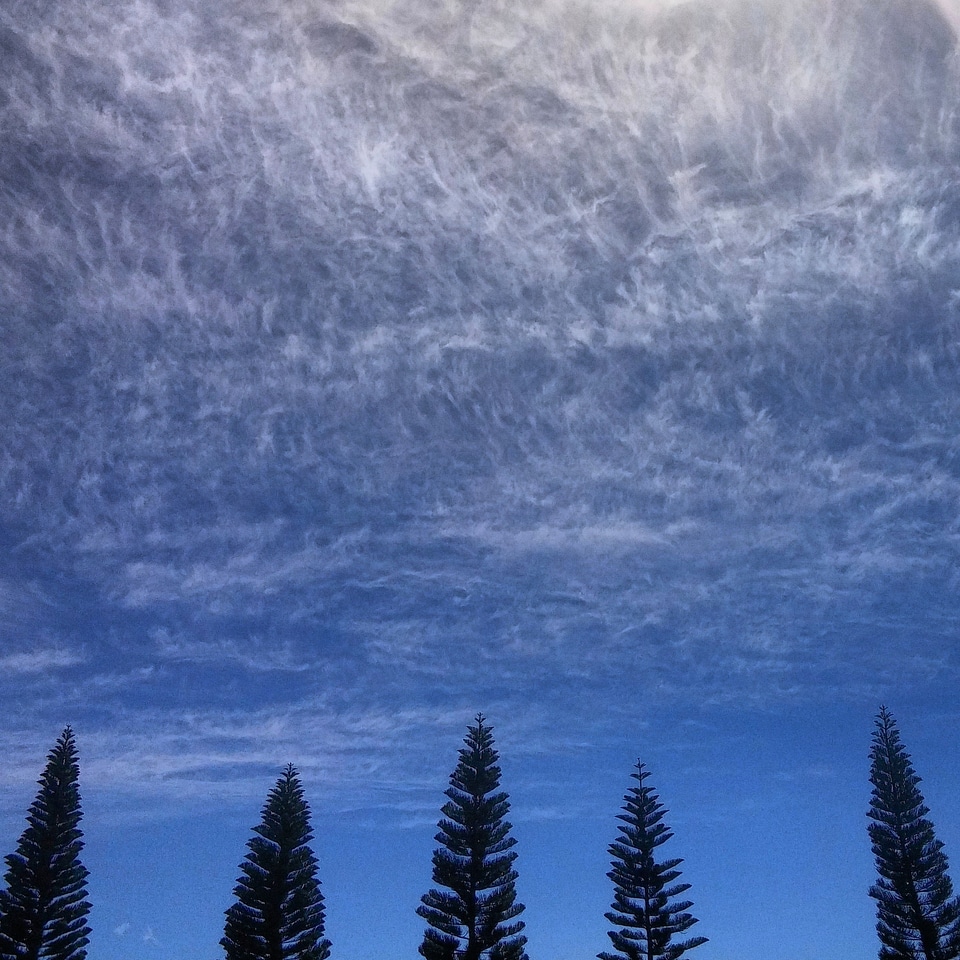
{"left": 2, "top": 0, "right": 960, "bottom": 807}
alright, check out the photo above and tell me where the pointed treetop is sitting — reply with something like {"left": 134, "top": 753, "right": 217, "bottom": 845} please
{"left": 873, "top": 706, "right": 901, "bottom": 744}
{"left": 44, "top": 727, "right": 79, "bottom": 769}
{"left": 601, "top": 758, "right": 706, "bottom": 960}
{"left": 222, "top": 764, "right": 330, "bottom": 960}
{"left": 418, "top": 714, "right": 527, "bottom": 960}
{"left": 868, "top": 706, "right": 960, "bottom": 960}
{"left": 0, "top": 726, "right": 91, "bottom": 960}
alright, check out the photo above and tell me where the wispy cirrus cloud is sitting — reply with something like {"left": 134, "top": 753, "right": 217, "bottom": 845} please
{"left": 0, "top": 647, "right": 86, "bottom": 674}
{"left": 1, "top": 0, "right": 959, "bottom": 812}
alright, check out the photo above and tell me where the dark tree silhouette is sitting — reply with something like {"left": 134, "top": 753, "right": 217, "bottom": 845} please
{"left": 418, "top": 714, "right": 527, "bottom": 960}
{"left": 222, "top": 764, "right": 331, "bottom": 960}
{"left": 0, "top": 727, "right": 91, "bottom": 960}
{"left": 599, "top": 761, "right": 707, "bottom": 960}
{"left": 868, "top": 706, "right": 960, "bottom": 960}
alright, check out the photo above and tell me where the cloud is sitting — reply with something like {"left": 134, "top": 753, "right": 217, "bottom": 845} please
{"left": 1, "top": 0, "right": 959, "bottom": 812}
{"left": 149, "top": 627, "right": 321, "bottom": 672}
{"left": 933, "top": 0, "right": 960, "bottom": 32}
{"left": 0, "top": 648, "right": 85, "bottom": 675}
{"left": 63, "top": 699, "right": 494, "bottom": 817}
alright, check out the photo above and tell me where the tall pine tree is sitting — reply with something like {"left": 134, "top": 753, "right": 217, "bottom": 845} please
{"left": 418, "top": 714, "right": 527, "bottom": 960}
{"left": 600, "top": 761, "right": 707, "bottom": 960}
{"left": 0, "top": 727, "right": 91, "bottom": 960}
{"left": 868, "top": 706, "right": 960, "bottom": 960}
{"left": 222, "top": 764, "right": 331, "bottom": 960}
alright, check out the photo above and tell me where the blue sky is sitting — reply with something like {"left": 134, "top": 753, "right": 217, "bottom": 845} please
{"left": 2, "top": 0, "right": 960, "bottom": 956}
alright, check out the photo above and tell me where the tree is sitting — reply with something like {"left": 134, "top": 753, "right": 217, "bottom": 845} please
{"left": 868, "top": 706, "right": 960, "bottom": 960}
{"left": 599, "top": 761, "right": 707, "bottom": 960}
{"left": 221, "top": 764, "right": 331, "bottom": 960}
{"left": 417, "top": 714, "right": 527, "bottom": 960}
{"left": 0, "top": 726, "right": 91, "bottom": 960}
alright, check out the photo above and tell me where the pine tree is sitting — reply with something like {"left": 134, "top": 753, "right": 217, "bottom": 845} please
{"left": 221, "top": 764, "right": 331, "bottom": 960}
{"left": 0, "top": 727, "right": 91, "bottom": 960}
{"left": 417, "top": 714, "right": 527, "bottom": 960}
{"left": 868, "top": 706, "right": 960, "bottom": 960}
{"left": 599, "top": 761, "right": 707, "bottom": 960}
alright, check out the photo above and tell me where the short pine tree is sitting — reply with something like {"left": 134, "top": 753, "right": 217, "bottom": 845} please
{"left": 0, "top": 727, "right": 91, "bottom": 960}
{"left": 600, "top": 761, "right": 707, "bottom": 960}
{"left": 868, "top": 706, "right": 960, "bottom": 960}
{"left": 418, "top": 714, "right": 527, "bottom": 960}
{"left": 221, "top": 764, "right": 331, "bottom": 960}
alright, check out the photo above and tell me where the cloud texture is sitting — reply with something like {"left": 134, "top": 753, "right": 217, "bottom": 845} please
{"left": 2, "top": 0, "right": 960, "bottom": 800}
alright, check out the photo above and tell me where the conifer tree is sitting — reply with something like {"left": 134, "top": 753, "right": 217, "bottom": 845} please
{"left": 221, "top": 764, "right": 331, "bottom": 960}
{"left": 600, "top": 761, "right": 707, "bottom": 960}
{"left": 868, "top": 706, "right": 960, "bottom": 960}
{"left": 418, "top": 714, "right": 527, "bottom": 960}
{"left": 0, "top": 726, "right": 91, "bottom": 960}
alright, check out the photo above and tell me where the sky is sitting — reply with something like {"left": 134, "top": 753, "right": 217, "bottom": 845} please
{"left": 2, "top": 0, "right": 960, "bottom": 955}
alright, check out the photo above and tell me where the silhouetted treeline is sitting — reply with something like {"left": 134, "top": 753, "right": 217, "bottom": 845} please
{"left": 0, "top": 709, "right": 957, "bottom": 960}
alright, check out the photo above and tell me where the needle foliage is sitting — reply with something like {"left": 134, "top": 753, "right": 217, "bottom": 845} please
{"left": 600, "top": 761, "right": 707, "bottom": 960}
{"left": 418, "top": 715, "right": 527, "bottom": 960}
{"left": 868, "top": 707, "right": 960, "bottom": 960}
{"left": 0, "top": 727, "right": 91, "bottom": 960}
{"left": 222, "top": 765, "right": 331, "bottom": 960}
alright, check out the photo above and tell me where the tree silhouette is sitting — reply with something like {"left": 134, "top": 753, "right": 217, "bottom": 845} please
{"left": 599, "top": 761, "right": 707, "bottom": 960}
{"left": 418, "top": 714, "right": 527, "bottom": 960}
{"left": 222, "top": 764, "right": 331, "bottom": 960}
{"left": 868, "top": 706, "right": 960, "bottom": 960}
{"left": 0, "top": 727, "right": 91, "bottom": 960}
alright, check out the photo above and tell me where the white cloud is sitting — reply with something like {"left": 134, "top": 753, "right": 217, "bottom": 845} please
{"left": 0, "top": 0, "right": 958, "bottom": 818}
{"left": 0, "top": 648, "right": 85, "bottom": 675}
